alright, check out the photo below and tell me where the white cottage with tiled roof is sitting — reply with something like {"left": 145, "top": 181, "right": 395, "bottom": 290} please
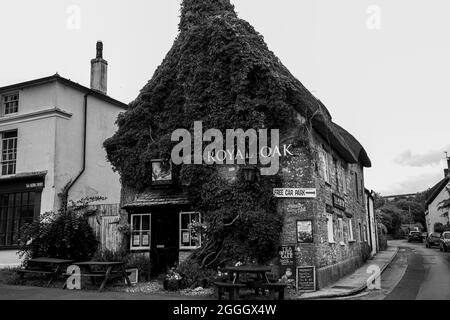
{"left": 425, "top": 157, "right": 450, "bottom": 233}
{"left": 0, "top": 42, "right": 126, "bottom": 267}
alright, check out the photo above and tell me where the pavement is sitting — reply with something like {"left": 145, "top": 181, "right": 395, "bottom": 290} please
{"left": 292, "top": 243, "right": 400, "bottom": 300}
{"left": 0, "top": 283, "right": 214, "bottom": 300}
{"left": 0, "top": 244, "right": 400, "bottom": 300}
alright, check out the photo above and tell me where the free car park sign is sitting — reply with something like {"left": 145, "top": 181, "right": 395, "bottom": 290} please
{"left": 273, "top": 188, "right": 317, "bottom": 198}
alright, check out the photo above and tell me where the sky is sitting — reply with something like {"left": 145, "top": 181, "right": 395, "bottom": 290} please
{"left": 0, "top": 0, "right": 449, "bottom": 196}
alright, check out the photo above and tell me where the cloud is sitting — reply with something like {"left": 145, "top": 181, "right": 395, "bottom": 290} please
{"left": 381, "top": 172, "right": 444, "bottom": 196}
{"left": 394, "top": 146, "right": 450, "bottom": 167}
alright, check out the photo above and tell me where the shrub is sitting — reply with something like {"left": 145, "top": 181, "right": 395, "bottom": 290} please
{"left": 18, "top": 198, "right": 99, "bottom": 264}
{"left": 177, "top": 261, "right": 218, "bottom": 289}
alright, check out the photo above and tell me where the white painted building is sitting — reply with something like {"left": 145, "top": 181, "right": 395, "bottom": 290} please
{"left": 425, "top": 158, "right": 450, "bottom": 233}
{"left": 0, "top": 42, "right": 127, "bottom": 267}
{"left": 364, "top": 189, "right": 378, "bottom": 256}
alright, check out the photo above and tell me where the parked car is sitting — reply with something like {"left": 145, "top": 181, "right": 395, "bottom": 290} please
{"left": 439, "top": 232, "right": 450, "bottom": 252}
{"left": 426, "top": 232, "right": 442, "bottom": 248}
{"left": 408, "top": 231, "right": 422, "bottom": 242}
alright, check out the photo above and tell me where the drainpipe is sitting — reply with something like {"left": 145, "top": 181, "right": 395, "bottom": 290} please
{"left": 64, "top": 92, "right": 90, "bottom": 208}
{"left": 366, "top": 192, "right": 373, "bottom": 254}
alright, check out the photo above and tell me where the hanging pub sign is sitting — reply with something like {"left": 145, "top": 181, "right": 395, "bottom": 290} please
{"left": 332, "top": 194, "right": 346, "bottom": 211}
{"left": 296, "top": 266, "right": 316, "bottom": 292}
{"left": 326, "top": 204, "right": 334, "bottom": 214}
{"left": 278, "top": 246, "right": 296, "bottom": 289}
{"left": 273, "top": 188, "right": 317, "bottom": 198}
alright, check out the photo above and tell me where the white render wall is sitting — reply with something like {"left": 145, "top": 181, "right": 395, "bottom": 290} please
{"left": 426, "top": 183, "right": 450, "bottom": 233}
{"left": 0, "top": 79, "right": 125, "bottom": 267}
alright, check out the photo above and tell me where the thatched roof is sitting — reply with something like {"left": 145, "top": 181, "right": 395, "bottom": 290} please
{"left": 105, "top": 0, "right": 371, "bottom": 190}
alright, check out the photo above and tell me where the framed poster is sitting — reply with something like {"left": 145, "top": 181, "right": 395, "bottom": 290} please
{"left": 297, "top": 220, "right": 313, "bottom": 243}
{"left": 142, "top": 234, "right": 149, "bottom": 246}
{"left": 296, "top": 266, "right": 316, "bottom": 292}
{"left": 132, "top": 234, "right": 140, "bottom": 247}
{"left": 278, "top": 246, "right": 296, "bottom": 289}
{"left": 182, "top": 231, "right": 190, "bottom": 244}
{"left": 151, "top": 159, "right": 172, "bottom": 183}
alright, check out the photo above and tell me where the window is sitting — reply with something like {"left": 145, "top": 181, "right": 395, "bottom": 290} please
{"left": 327, "top": 213, "right": 334, "bottom": 243}
{"left": 0, "top": 192, "right": 37, "bottom": 247}
{"left": 342, "top": 164, "right": 347, "bottom": 194}
{"left": 1, "top": 131, "right": 17, "bottom": 176}
{"left": 348, "top": 219, "right": 354, "bottom": 241}
{"left": 2, "top": 93, "right": 19, "bottom": 115}
{"left": 180, "top": 212, "right": 202, "bottom": 249}
{"left": 130, "top": 214, "right": 151, "bottom": 250}
{"left": 338, "top": 218, "right": 344, "bottom": 244}
{"left": 359, "top": 222, "right": 363, "bottom": 242}
{"left": 354, "top": 172, "right": 359, "bottom": 202}
{"left": 333, "top": 158, "right": 339, "bottom": 190}
{"left": 364, "top": 224, "right": 368, "bottom": 242}
{"left": 151, "top": 159, "right": 172, "bottom": 184}
{"left": 319, "top": 147, "right": 330, "bottom": 184}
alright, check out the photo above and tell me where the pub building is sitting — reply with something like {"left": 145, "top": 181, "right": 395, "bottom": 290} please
{"left": 116, "top": 0, "right": 374, "bottom": 290}
{"left": 120, "top": 117, "right": 373, "bottom": 289}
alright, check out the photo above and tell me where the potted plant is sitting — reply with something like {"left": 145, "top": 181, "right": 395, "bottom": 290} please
{"left": 164, "top": 268, "right": 182, "bottom": 291}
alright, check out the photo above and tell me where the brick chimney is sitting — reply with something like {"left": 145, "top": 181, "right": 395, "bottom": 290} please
{"left": 90, "top": 41, "right": 108, "bottom": 94}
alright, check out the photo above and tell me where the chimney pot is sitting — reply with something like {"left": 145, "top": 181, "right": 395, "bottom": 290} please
{"left": 90, "top": 41, "right": 108, "bottom": 95}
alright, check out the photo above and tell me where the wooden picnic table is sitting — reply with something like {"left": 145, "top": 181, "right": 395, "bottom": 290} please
{"left": 17, "top": 258, "right": 75, "bottom": 287}
{"left": 217, "top": 265, "right": 286, "bottom": 300}
{"left": 224, "top": 265, "right": 272, "bottom": 284}
{"left": 66, "top": 261, "right": 132, "bottom": 292}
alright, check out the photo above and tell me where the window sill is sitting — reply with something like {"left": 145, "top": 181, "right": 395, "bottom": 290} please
{"left": 348, "top": 240, "right": 356, "bottom": 243}
{"left": 328, "top": 241, "right": 336, "bottom": 244}
{"left": 179, "top": 247, "right": 200, "bottom": 251}
{"left": 339, "top": 241, "right": 346, "bottom": 246}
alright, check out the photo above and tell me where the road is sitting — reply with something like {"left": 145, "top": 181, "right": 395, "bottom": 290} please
{"left": 347, "top": 239, "right": 450, "bottom": 300}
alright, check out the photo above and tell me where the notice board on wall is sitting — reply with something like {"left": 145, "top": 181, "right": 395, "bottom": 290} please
{"left": 296, "top": 266, "right": 316, "bottom": 292}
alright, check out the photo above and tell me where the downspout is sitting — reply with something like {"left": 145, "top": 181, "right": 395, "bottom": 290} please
{"left": 64, "top": 92, "right": 90, "bottom": 208}
{"left": 366, "top": 192, "right": 373, "bottom": 254}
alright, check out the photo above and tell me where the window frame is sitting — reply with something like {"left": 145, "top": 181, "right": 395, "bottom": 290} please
{"left": 1, "top": 130, "right": 18, "bottom": 176}
{"left": 319, "top": 146, "right": 331, "bottom": 184}
{"left": 327, "top": 213, "right": 335, "bottom": 243}
{"left": 0, "top": 191, "right": 40, "bottom": 248}
{"left": 348, "top": 219, "right": 355, "bottom": 242}
{"left": 1, "top": 92, "right": 19, "bottom": 116}
{"left": 342, "top": 164, "right": 347, "bottom": 194}
{"left": 179, "top": 211, "right": 202, "bottom": 250}
{"left": 130, "top": 213, "right": 151, "bottom": 251}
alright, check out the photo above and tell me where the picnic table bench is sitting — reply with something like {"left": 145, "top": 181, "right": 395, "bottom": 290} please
{"left": 214, "top": 282, "right": 246, "bottom": 300}
{"left": 214, "top": 265, "right": 287, "bottom": 300}
{"left": 16, "top": 258, "right": 74, "bottom": 287}
{"left": 63, "top": 261, "right": 132, "bottom": 292}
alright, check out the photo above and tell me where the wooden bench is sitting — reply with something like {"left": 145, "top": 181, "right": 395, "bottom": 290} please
{"left": 261, "top": 283, "right": 287, "bottom": 300}
{"left": 214, "top": 282, "right": 246, "bottom": 300}
{"left": 16, "top": 258, "right": 74, "bottom": 287}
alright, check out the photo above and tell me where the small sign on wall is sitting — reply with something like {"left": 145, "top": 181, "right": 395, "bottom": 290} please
{"left": 278, "top": 246, "right": 296, "bottom": 289}
{"left": 296, "top": 266, "right": 316, "bottom": 292}
{"left": 273, "top": 188, "right": 317, "bottom": 198}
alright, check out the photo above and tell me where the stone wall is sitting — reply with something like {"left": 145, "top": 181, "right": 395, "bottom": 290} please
{"left": 277, "top": 125, "right": 370, "bottom": 289}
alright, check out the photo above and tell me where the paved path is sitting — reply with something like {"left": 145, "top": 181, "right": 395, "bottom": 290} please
{"left": 349, "top": 239, "right": 450, "bottom": 300}
{"left": 0, "top": 284, "right": 213, "bottom": 300}
{"left": 293, "top": 243, "right": 399, "bottom": 299}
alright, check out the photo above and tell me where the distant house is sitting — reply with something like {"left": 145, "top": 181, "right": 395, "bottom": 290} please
{"left": 425, "top": 157, "right": 450, "bottom": 233}
{"left": 0, "top": 42, "right": 127, "bottom": 267}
